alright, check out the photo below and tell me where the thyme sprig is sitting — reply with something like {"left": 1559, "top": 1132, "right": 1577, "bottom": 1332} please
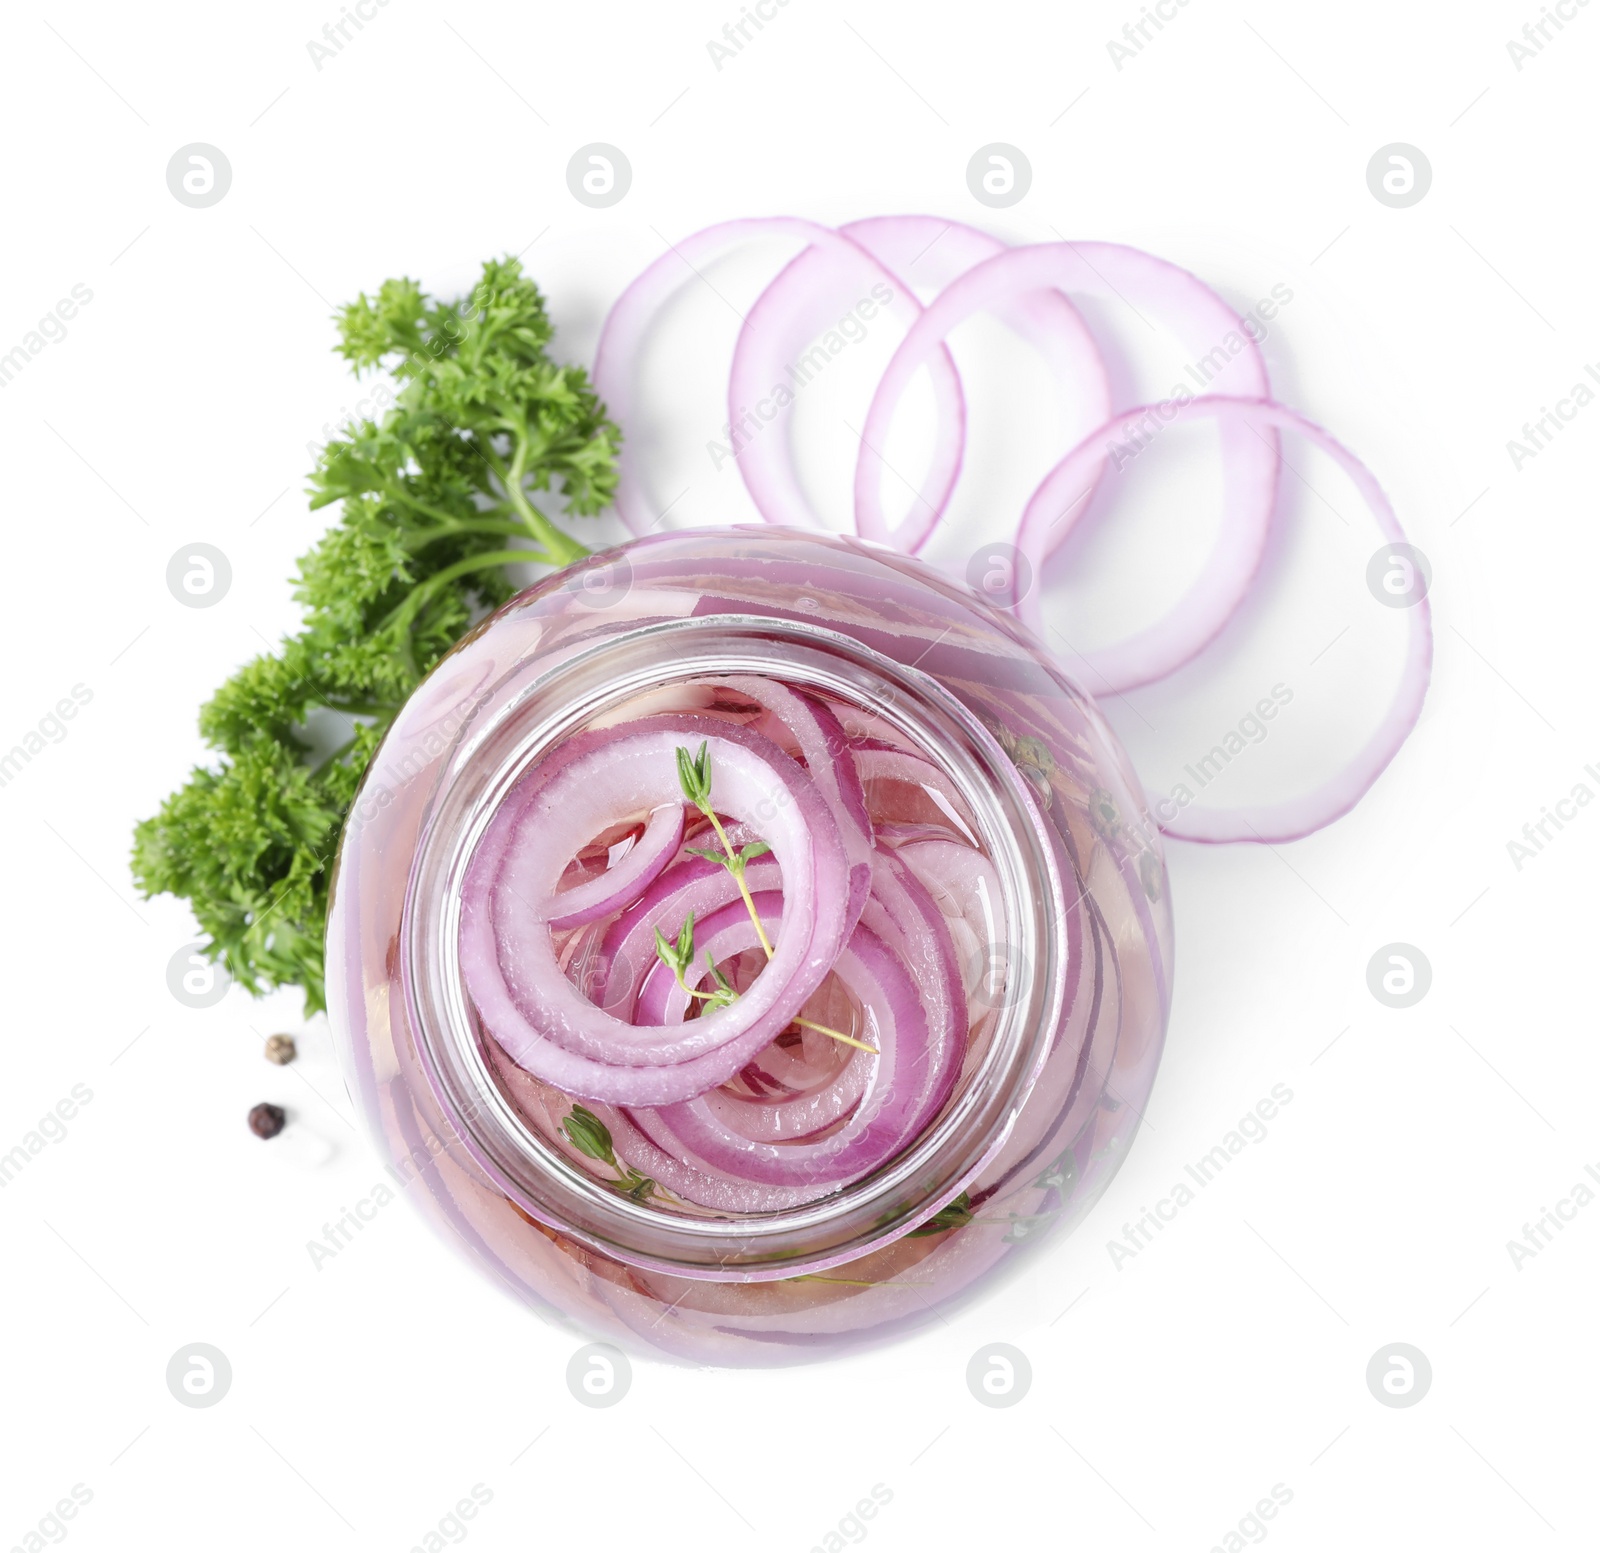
{"left": 676, "top": 742, "right": 773, "bottom": 956}
{"left": 664, "top": 743, "right": 878, "bottom": 1054}
{"left": 561, "top": 1104, "right": 660, "bottom": 1203}
{"left": 653, "top": 910, "right": 878, "bottom": 1054}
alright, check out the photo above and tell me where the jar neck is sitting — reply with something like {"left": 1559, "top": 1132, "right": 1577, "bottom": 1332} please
{"left": 400, "top": 615, "right": 1067, "bottom": 1280}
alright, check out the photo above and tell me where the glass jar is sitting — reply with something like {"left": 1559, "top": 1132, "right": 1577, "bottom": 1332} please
{"left": 325, "top": 527, "right": 1171, "bottom": 1364}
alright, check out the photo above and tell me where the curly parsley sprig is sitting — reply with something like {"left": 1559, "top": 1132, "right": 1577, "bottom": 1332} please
{"left": 131, "top": 257, "right": 619, "bottom": 1013}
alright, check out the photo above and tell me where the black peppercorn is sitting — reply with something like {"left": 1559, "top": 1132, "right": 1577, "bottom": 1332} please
{"left": 248, "top": 1102, "right": 287, "bottom": 1139}
{"left": 264, "top": 1033, "right": 297, "bottom": 1066}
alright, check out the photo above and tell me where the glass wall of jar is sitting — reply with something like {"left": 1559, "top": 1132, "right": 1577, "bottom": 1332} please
{"left": 325, "top": 528, "right": 1171, "bottom": 1365}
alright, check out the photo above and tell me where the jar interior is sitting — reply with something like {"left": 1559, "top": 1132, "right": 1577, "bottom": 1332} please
{"left": 400, "top": 617, "right": 1066, "bottom": 1280}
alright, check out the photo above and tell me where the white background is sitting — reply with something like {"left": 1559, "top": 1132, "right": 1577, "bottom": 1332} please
{"left": 1, "top": 1, "right": 1595, "bottom": 1549}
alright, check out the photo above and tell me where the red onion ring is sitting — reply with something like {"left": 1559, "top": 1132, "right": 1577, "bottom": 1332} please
{"left": 850, "top": 742, "right": 980, "bottom": 846}
{"left": 701, "top": 1046, "right": 871, "bottom": 1145}
{"left": 459, "top": 716, "right": 850, "bottom": 1102}
{"left": 593, "top": 219, "right": 1432, "bottom": 845}
{"left": 895, "top": 838, "right": 1002, "bottom": 1003}
{"left": 727, "top": 215, "right": 1107, "bottom": 552}
{"left": 592, "top": 217, "right": 964, "bottom": 538}
{"left": 539, "top": 802, "right": 684, "bottom": 930}
{"left": 720, "top": 675, "right": 875, "bottom": 900}
{"left": 727, "top": 236, "right": 966, "bottom": 539}
{"left": 1017, "top": 397, "right": 1430, "bottom": 843}
{"left": 855, "top": 242, "right": 1277, "bottom": 688}
{"left": 639, "top": 894, "right": 939, "bottom": 1188}
{"left": 595, "top": 1103, "right": 827, "bottom": 1215}
{"left": 855, "top": 849, "right": 967, "bottom": 1113}
{"left": 594, "top": 842, "right": 779, "bottom": 1013}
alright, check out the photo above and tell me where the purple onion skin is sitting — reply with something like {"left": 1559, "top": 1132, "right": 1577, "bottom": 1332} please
{"left": 325, "top": 528, "right": 1170, "bottom": 1366}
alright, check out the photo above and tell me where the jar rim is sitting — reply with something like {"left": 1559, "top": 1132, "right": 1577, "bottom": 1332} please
{"left": 399, "top": 612, "right": 1068, "bottom": 1280}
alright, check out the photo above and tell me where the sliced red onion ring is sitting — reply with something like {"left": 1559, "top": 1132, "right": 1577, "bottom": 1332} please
{"left": 895, "top": 839, "right": 1002, "bottom": 1000}
{"left": 642, "top": 894, "right": 939, "bottom": 1188}
{"left": 1019, "top": 397, "right": 1430, "bottom": 843}
{"left": 597, "top": 1104, "right": 828, "bottom": 1215}
{"left": 592, "top": 218, "right": 964, "bottom": 538}
{"left": 856, "top": 848, "right": 966, "bottom": 1111}
{"left": 480, "top": 1058, "right": 828, "bottom": 1216}
{"left": 849, "top": 743, "right": 979, "bottom": 847}
{"left": 629, "top": 894, "right": 870, "bottom": 1145}
{"left": 459, "top": 715, "right": 850, "bottom": 1102}
{"left": 595, "top": 845, "right": 780, "bottom": 1014}
{"left": 703, "top": 1047, "right": 871, "bottom": 1145}
{"left": 854, "top": 242, "right": 1278, "bottom": 690}
{"left": 732, "top": 217, "right": 1117, "bottom": 554}
{"left": 594, "top": 222, "right": 1429, "bottom": 848}
{"left": 720, "top": 676, "right": 874, "bottom": 898}
{"left": 728, "top": 236, "right": 967, "bottom": 537}
{"left": 538, "top": 803, "right": 684, "bottom": 930}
